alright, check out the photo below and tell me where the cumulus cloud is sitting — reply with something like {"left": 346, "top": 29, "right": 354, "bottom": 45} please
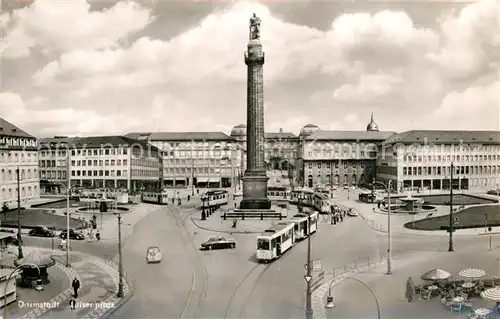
{"left": 2, "top": 0, "right": 499, "bottom": 136}
{"left": 430, "top": 81, "right": 500, "bottom": 130}
{"left": 1, "top": 0, "right": 153, "bottom": 58}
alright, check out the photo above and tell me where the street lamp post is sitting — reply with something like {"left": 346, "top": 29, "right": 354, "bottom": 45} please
{"left": 191, "top": 140, "right": 195, "bottom": 197}
{"left": 326, "top": 276, "right": 380, "bottom": 319}
{"left": 448, "top": 162, "right": 454, "bottom": 252}
{"left": 372, "top": 179, "right": 392, "bottom": 275}
{"left": 117, "top": 213, "right": 124, "bottom": 298}
{"left": 303, "top": 194, "right": 313, "bottom": 319}
{"left": 66, "top": 150, "right": 71, "bottom": 267}
{"left": 201, "top": 196, "right": 206, "bottom": 220}
{"left": 4, "top": 263, "right": 42, "bottom": 318}
{"left": 15, "top": 168, "right": 23, "bottom": 259}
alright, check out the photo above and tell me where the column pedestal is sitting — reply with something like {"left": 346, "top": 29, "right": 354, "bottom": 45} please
{"left": 239, "top": 173, "right": 271, "bottom": 210}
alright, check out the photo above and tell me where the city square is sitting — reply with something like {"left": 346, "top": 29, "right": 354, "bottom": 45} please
{"left": 1, "top": 0, "right": 500, "bottom": 318}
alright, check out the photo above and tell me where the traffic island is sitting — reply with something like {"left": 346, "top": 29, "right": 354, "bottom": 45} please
{"left": 1, "top": 208, "right": 85, "bottom": 230}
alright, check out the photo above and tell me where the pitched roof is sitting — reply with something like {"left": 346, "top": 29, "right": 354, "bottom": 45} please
{"left": 265, "top": 132, "right": 298, "bottom": 139}
{"left": 39, "top": 137, "right": 77, "bottom": 149}
{"left": 383, "top": 130, "right": 500, "bottom": 145}
{"left": 72, "top": 135, "right": 159, "bottom": 151}
{"left": 145, "top": 132, "right": 232, "bottom": 141}
{"left": 305, "top": 130, "right": 395, "bottom": 141}
{"left": 0, "top": 117, "right": 35, "bottom": 139}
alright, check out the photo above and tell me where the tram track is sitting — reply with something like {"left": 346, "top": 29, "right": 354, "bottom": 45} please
{"left": 224, "top": 262, "right": 272, "bottom": 319}
{"left": 170, "top": 206, "right": 209, "bottom": 319}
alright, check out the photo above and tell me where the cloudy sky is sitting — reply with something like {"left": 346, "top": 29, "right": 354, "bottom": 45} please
{"left": 0, "top": 0, "right": 499, "bottom": 138}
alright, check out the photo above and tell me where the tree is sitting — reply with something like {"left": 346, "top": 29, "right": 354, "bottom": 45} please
{"left": 405, "top": 277, "right": 415, "bottom": 302}
{"left": 1, "top": 202, "right": 8, "bottom": 222}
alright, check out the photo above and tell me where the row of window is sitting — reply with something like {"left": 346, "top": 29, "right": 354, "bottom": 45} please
{"left": 0, "top": 137, "right": 37, "bottom": 147}
{"left": 163, "top": 167, "right": 233, "bottom": 175}
{"left": 403, "top": 154, "right": 499, "bottom": 162}
{"left": 163, "top": 159, "right": 235, "bottom": 167}
{"left": 163, "top": 150, "right": 233, "bottom": 158}
{"left": 131, "top": 169, "right": 158, "bottom": 177}
{"left": 71, "top": 159, "right": 128, "bottom": 167}
{"left": 0, "top": 150, "right": 37, "bottom": 162}
{"left": 307, "top": 162, "right": 366, "bottom": 170}
{"left": 265, "top": 151, "right": 296, "bottom": 159}
{"left": 130, "top": 158, "right": 159, "bottom": 168}
{"left": 306, "top": 151, "right": 377, "bottom": 159}
{"left": 150, "top": 141, "right": 233, "bottom": 151}
{"left": 1, "top": 185, "right": 39, "bottom": 200}
{"left": 403, "top": 165, "right": 500, "bottom": 176}
{"left": 39, "top": 150, "right": 67, "bottom": 157}
{"left": 71, "top": 170, "right": 128, "bottom": 177}
{"left": 71, "top": 148, "right": 128, "bottom": 156}
{"left": 399, "top": 144, "right": 499, "bottom": 153}
{"left": 0, "top": 168, "right": 38, "bottom": 181}
{"left": 40, "top": 160, "right": 66, "bottom": 167}
{"left": 40, "top": 170, "right": 67, "bottom": 180}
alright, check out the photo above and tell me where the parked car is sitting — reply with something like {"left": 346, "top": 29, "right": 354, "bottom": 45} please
{"left": 487, "top": 189, "right": 500, "bottom": 195}
{"left": 343, "top": 184, "right": 349, "bottom": 190}
{"left": 146, "top": 246, "right": 162, "bottom": 263}
{"left": 201, "top": 236, "right": 236, "bottom": 250}
{"left": 29, "top": 226, "right": 55, "bottom": 237}
{"left": 59, "top": 229, "right": 85, "bottom": 240}
{"left": 347, "top": 209, "right": 359, "bottom": 217}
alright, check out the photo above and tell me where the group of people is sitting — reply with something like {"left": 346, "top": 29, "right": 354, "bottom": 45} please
{"left": 330, "top": 206, "right": 347, "bottom": 224}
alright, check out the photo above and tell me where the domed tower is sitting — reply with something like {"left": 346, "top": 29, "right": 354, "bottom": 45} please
{"left": 230, "top": 124, "right": 247, "bottom": 142}
{"left": 299, "top": 124, "right": 321, "bottom": 137}
{"left": 366, "top": 113, "right": 379, "bottom": 132}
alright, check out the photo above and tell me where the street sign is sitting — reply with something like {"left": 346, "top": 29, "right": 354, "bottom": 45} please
{"left": 304, "top": 275, "right": 312, "bottom": 283}
{"left": 454, "top": 217, "right": 460, "bottom": 225}
{"left": 312, "top": 259, "right": 322, "bottom": 272}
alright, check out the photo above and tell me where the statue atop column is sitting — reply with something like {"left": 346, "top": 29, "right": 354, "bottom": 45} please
{"left": 249, "top": 13, "right": 261, "bottom": 40}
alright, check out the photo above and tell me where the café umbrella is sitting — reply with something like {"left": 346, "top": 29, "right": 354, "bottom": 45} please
{"left": 481, "top": 287, "right": 500, "bottom": 309}
{"left": 421, "top": 268, "right": 452, "bottom": 281}
{"left": 459, "top": 268, "right": 486, "bottom": 279}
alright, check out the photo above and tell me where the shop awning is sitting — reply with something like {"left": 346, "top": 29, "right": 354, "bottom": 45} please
{"left": 197, "top": 178, "right": 208, "bottom": 183}
{"left": 209, "top": 177, "right": 221, "bottom": 183}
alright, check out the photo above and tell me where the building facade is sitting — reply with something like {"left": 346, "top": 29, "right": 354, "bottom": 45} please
{"left": 69, "top": 136, "right": 161, "bottom": 192}
{"left": 0, "top": 118, "right": 40, "bottom": 207}
{"left": 38, "top": 136, "right": 73, "bottom": 194}
{"left": 296, "top": 115, "right": 395, "bottom": 188}
{"left": 376, "top": 130, "right": 500, "bottom": 191}
{"left": 126, "top": 132, "right": 242, "bottom": 189}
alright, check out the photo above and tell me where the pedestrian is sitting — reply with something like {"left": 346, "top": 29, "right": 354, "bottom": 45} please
{"left": 72, "top": 278, "right": 80, "bottom": 298}
{"left": 96, "top": 230, "right": 100, "bottom": 241}
{"left": 187, "top": 195, "right": 191, "bottom": 201}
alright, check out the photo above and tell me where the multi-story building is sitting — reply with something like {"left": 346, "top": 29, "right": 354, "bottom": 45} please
{"left": 230, "top": 125, "right": 300, "bottom": 171}
{"left": 38, "top": 136, "right": 73, "bottom": 194}
{"left": 0, "top": 118, "right": 39, "bottom": 207}
{"left": 376, "top": 130, "right": 500, "bottom": 191}
{"left": 126, "top": 132, "right": 241, "bottom": 189}
{"left": 69, "top": 136, "right": 161, "bottom": 192}
{"left": 299, "top": 115, "right": 395, "bottom": 188}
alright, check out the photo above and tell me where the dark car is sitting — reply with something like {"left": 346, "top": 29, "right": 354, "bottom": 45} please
{"left": 487, "top": 189, "right": 499, "bottom": 195}
{"left": 59, "top": 229, "right": 85, "bottom": 240}
{"left": 200, "top": 236, "right": 236, "bottom": 250}
{"left": 29, "top": 226, "right": 55, "bottom": 237}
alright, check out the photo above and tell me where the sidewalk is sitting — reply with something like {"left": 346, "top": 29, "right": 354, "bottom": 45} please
{"left": 4, "top": 247, "right": 131, "bottom": 319}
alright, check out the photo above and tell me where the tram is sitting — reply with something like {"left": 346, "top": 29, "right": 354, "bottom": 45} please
{"left": 290, "top": 211, "right": 319, "bottom": 240}
{"left": 289, "top": 189, "right": 314, "bottom": 206}
{"left": 256, "top": 222, "right": 295, "bottom": 262}
{"left": 141, "top": 192, "right": 169, "bottom": 205}
{"left": 201, "top": 189, "right": 229, "bottom": 208}
{"left": 268, "top": 186, "right": 290, "bottom": 201}
{"left": 313, "top": 193, "right": 331, "bottom": 214}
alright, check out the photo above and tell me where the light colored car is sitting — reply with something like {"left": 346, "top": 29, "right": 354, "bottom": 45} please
{"left": 343, "top": 184, "right": 349, "bottom": 190}
{"left": 347, "top": 209, "right": 359, "bottom": 217}
{"left": 146, "top": 246, "right": 162, "bottom": 263}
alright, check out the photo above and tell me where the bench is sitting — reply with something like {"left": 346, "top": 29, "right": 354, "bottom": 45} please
{"left": 221, "top": 212, "right": 286, "bottom": 220}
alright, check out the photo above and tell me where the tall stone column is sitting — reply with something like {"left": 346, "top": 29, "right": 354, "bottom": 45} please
{"left": 240, "top": 14, "right": 271, "bottom": 210}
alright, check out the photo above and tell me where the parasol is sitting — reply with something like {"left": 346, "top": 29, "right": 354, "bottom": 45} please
{"left": 421, "top": 268, "right": 452, "bottom": 281}
{"left": 481, "top": 287, "right": 500, "bottom": 302}
{"left": 459, "top": 268, "right": 486, "bottom": 278}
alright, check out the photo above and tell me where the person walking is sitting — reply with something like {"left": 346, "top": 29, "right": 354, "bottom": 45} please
{"left": 72, "top": 278, "right": 80, "bottom": 298}
{"left": 95, "top": 230, "right": 100, "bottom": 241}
